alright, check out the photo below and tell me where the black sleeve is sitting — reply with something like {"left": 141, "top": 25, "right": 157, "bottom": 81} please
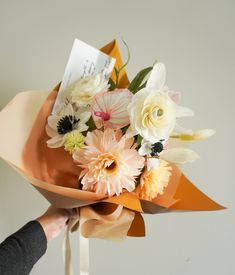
{"left": 0, "top": 220, "right": 47, "bottom": 275}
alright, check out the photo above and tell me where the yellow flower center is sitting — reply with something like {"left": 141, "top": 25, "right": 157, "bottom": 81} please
{"left": 64, "top": 130, "right": 85, "bottom": 154}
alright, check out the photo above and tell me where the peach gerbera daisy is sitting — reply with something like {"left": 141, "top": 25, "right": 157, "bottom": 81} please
{"left": 73, "top": 128, "right": 145, "bottom": 196}
{"left": 138, "top": 160, "right": 172, "bottom": 200}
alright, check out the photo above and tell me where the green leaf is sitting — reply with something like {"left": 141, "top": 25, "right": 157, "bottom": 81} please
{"left": 87, "top": 116, "right": 96, "bottom": 131}
{"left": 118, "top": 38, "right": 131, "bottom": 73}
{"left": 108, "top": 78, "right": 116, "bottom": 90}
{"left": 121, "top": 125, "right": 129, "bottom": 134}
{"left": 113, "top": 39, "right": 131, "bottom": 87}
{"left": 114, "top": 67, "right": 120, "bottom": 86}
{"left": 128, "top": 66, "right": 153, "bottom": 93}
{"left": 136, "top": 135, "right": 143, "bottom": 146}
{"left": 136, "top": 80, "right": 147, "bottom": 92}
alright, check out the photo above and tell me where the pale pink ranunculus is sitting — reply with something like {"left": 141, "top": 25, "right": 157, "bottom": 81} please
{"left": 90, "top": 89, "right": 133, "bottom": 130}
{"left": 73, "top": 128, "right": 145, "bottom": 196}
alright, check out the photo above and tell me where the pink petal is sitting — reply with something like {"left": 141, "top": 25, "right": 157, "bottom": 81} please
{"left": 91, "top": 89, "right": 132, "bottom": 129}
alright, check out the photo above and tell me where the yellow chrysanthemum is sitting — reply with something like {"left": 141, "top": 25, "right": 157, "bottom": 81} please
{"left": 64, "top": 130, "right": 85, "bottom": 154}
{"left": 139, "top": 160, "right": 172, "bottom": 200}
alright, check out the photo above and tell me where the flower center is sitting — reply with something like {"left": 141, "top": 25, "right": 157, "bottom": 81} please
{"left": 94, "top": 111, "right": 111, "bottom": 121}
{"left": 151, "top": 141, "right": 164, "bottom": 156}
{"left": 97, "top": 153, "right": 118, "bottom": 175}
{"left": 142, "top": 104, "right": 164, "bottom": 128}
{"left": 57, "top": 115, "right": 79, "bottom": 135}
{"left": 152, "top": 107, "right": 164, "bottom": 120}
{"left": 64, "top": 130, "right": 85, "bottom": 154}
{"left": 105, "top": 160, "right": 117, "bottom": 171}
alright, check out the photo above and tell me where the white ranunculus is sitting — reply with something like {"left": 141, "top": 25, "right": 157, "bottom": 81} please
{"left": 128, "top": 63, "right": 193, "bottom": 143}
{"left": 71, "top": 74, "right": 109, "bottom": 107}
{"left": 128, "top": 88, "right": 177, "bottom": 142}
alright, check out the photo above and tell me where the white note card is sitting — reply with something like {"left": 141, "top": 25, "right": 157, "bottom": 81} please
{"left": 52, "top": 39, "right": 116, "bottom": 114}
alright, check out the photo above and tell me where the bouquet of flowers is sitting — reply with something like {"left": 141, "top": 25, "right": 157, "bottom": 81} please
{"left": 0, "top": 38, "right": 225, "bottom": 274}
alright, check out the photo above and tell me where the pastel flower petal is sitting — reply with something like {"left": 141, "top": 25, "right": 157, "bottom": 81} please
{"left": 173, "top": 124, "right": 194, "bottom": 135}
{"left": 138, "top": 160, "right": 172, "bottom": 200}
{"left": 77, "top": 111, "right": 91, "bottom": 123}
{"left": 60, "top": 103, "right": 74, "bottom": 117}
{"left": 47, "top": 135, "right": 65, "bottom": 148}
{"left": 73, "top": 129, "right": 145, "bottom": 196}
{"left": 91, "top": 89, "right": 133, "bottom": 129}
{"left": 168, "top": 90, "right": 181, "bottom": 104}
{"left": 146, "top": 63, "right": 166, "bottom": 90}
{"left": 160, "top": 148, "right": 199, "bottom": 164}
{"left": 173, "top": 128, "right": 216, "bottom": 141}
{"left": 125, "top": 125, "right": 138, "bottom": 138}
{"left": 146, "top": 158, "right": 159, "bottom": 171}
{"left": 176, "top": 105, "right": 194, "bottom": 118}
{"left": 71, "top": 74, "right": 109, "bottom": 107}
{"left": 138, "top": 139, "right": 152, "bottom": 156}
{"left": 128, "top": 88, "right": 177, "bottom": 142}
{"left": 45, "top": 124, "right": 57, "bottom": 138}
{"left": 193, "top": 129, "right": 216, "bottom": 140}
{"left": 47, "top": 115, "right": 59, "bottom": 130}
{"left": 77, "top": 123, "right": 89, "bottom": 132}
{"left": 45, "top": 102, "right": 89, "bottom": 149}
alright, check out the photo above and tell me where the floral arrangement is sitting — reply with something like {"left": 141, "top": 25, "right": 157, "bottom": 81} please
{"left": 0, "top": 39, "right": 225, "bottom": 275}
{"left": 45, "top": 59, "right": 214, "bottom": 201}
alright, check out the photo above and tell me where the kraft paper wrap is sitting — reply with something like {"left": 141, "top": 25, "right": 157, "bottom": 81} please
{"left": 0, "top": 40, "right": 225, "bottom": 242}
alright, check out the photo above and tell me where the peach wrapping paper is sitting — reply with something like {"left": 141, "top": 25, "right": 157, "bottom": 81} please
{"left": 0, "top": 40, "right": 225, "bottom": 237}
{"left": 0, "top": 39, "right": 225, "bottom": 244}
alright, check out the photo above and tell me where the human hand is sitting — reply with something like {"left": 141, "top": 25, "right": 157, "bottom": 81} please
{"left": 36, "top": 206, "right": 78, "bottom": 241}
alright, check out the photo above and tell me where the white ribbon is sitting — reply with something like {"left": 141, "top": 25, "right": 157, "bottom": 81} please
{"left": 62, "top": 220, "right": 74, "bottom": 275}
{"left": 62, "top": 205, "right": 134, "bottom": 275}
{"left": 62, "top": 212, "right": 90, "bottom": 275}
{"left": 79, "top": 233, "right": 89, "bottom": 275}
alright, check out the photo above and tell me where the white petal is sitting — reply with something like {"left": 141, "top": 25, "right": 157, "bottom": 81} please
{"left": 138, "top": 139, "right": 151, "bottom": 156}
{"left": 78, "top": 111, "right": 91, "bottom": 123}
{"left": 126, "top": 125, "right": 138, "bottom": 138}
{"left": 60, "top": 103, "right": 74, "bottom": 117}
{"left": 77, "top": 123, "right": 89, "bottom": 132}
{"left": 45, "top": 124, "right": 57, "bottom": 138}
{"left": 46, "top": 135, "right": 64, "bottom": 148}
{"left": 146, "top": 158, "right": 159, "bottom": 171}
{"left": 173, "top": 124, "right": 193, "bottom": 134}
{"left": 138, "top": 145, "right": 147, "bottom": 156}
{"left": 194, "top": 129, "right": 216, "bottom": 140}
{"left": 160, "top": 148, "right": 199, "bottom": 164}
{"left": 47, "top": 115, "right": 59, "bottom": 130}
{"left": 176, "top": 106, "right": 194, "bottom": 118}
{"left": 146, "top": 63, "right": 166, "bottom": 90}
{"left": 168, "top": 90, "right": 181, "bottom": 104}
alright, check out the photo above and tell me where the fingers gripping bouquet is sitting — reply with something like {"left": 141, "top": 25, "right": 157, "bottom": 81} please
{"left": 0, "top": 39, "right": 224, "bottom": 273}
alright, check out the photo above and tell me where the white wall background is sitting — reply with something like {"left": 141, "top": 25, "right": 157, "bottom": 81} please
{"left": 0, "top": 0, "right": 234, "bottom": 274}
